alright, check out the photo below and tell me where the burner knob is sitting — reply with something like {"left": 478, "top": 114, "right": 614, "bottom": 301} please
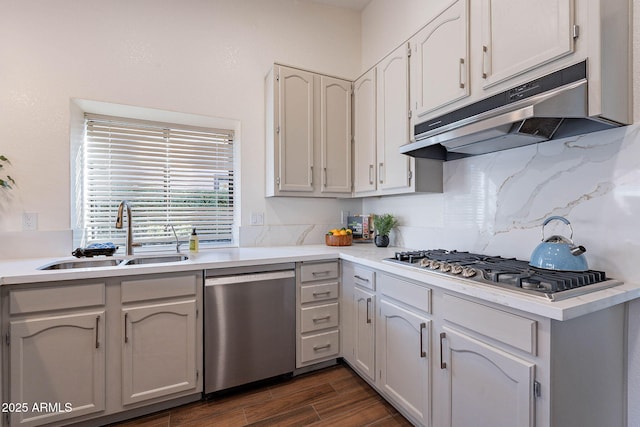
{"left": 419, "top": 258, "right": 430, "bottom": 268}
{"left": 462, "top": 267, "right": 477, "bottom": 278}
{"left": 439, "top": 262, "right": 452, "bottom": 273}
{"left": 450, "top": 264, "right": 463, "bottom": 274}
{"left": 429, "top": 260, "right": 441, "bottom": 270}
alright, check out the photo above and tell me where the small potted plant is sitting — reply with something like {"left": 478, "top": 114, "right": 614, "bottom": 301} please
{"left": 373, "top": 213, "right": 398, "bottom": 247}
{"left": 0, "top": 155, "right": 16, "bottom": 189}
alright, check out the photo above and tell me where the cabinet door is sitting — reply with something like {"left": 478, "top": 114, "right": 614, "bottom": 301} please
{"left": 353, "top": 69, "right": 377, "bottom": 194}
{"left": 353, "top": 287, "right": 375, "bottom": 381}
{"left": 376, "top": 44, "right": 413, "bottom": 193}
{"left": 378, "top": 299, "right": 430, "bottom": 425}
{"left": 480, "top": 0, "right": 574, "bottom": 88}
{"left": 277, "top": 65, "right": 314, "bottom": 192}
{"left": 441, "top": 327, "right": 535, "bottom": 427}
{"left": 411, "top": 0, "right": 469, "bottom": 120}
{"left": 9, "top": 311, "right": 106, "bottom": 426}
{"left": 320, "top": 75, "right": 352, "bottom": 193}
{"left": 122, "top": 299, "right": 197, "bottom": 405}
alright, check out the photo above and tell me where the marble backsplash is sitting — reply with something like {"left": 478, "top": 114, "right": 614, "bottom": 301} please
{"left": 243, "top": 123, "right": 640, "bottom": 285}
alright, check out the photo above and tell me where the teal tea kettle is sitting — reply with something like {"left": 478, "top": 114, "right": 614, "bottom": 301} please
{"left": 529, "top": 216, "right": 588, "bottom": 272}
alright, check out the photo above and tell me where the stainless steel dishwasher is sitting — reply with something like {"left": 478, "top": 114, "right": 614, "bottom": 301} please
{"left": 204, "top": 263, "right": 296, "bottom": 393}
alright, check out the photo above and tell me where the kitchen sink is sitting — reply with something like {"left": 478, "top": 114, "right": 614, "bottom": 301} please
{"left": 39, "top": 259, "right": 124, "bottom": 270}
{"left": 38, "top": 255, "right": 189, "bottom": 270}
{"left": 123, "top": 255, "right": 190, "bottom": 265}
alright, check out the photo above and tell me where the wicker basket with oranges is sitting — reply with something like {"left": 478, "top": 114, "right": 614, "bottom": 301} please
{"left": 325, "top": 227, "right": 353, "bottom": 246}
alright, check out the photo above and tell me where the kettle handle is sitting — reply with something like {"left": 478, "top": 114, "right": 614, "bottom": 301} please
{"left": 541, "top": 216, "right": 573, "bottom": 240}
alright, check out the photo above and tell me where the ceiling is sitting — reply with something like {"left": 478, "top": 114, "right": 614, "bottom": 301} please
{"left": 309, "top": 0, "right": 372, "bottom": 11}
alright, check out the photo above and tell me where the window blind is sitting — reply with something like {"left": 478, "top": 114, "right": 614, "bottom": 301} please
{"left": 82, "top": 114, "right": 235, "bottom": 248}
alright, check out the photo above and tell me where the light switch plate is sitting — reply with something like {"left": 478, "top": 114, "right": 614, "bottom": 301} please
{"left": 250, "top": 212, "right": 264, "bottom": 226}
{"left": 22, "top": 212, "right": 38, "bottom": 231}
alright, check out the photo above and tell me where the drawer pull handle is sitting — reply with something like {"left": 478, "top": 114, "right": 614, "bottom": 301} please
{"left": 95, "top": 315, "right": 101, "bottom": 349}
{"left": 419, "top": 322, "right": 426, "bottom": 358}
{"left": 124, "top": 313, "right": 129, "bottom": 343}
{"left": 312, "top": 270, "right": 331, "bottom": 277}
{"left": 313, "top": 315, "right": 331, "bottom": 323}
{"left": 440, "top": 332, "right": 447, "bottom": 369}
{"left": 313, "top": 343, "right": 331, "bottom": 351}
{"left": 312, "top": 291, "right": 332, "bottom": 297}
{"left": 354, "top": 275, "right": 370, "bottom": 282}
{"left": 366, "top": 298, "right": 372, "bottom": 324}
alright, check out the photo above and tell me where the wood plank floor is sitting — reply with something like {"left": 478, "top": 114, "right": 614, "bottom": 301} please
{"left": 111, "top": 363, "right": 413, "bottom": 426}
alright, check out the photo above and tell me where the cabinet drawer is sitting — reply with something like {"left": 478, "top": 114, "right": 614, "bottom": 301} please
{"left": 121, "top": 274, "right": 197, "bottom": 303}
{"left": 300, "top": 261, "right": 339, "bottom": 282}
{"left": 10, "top": 283, "right": 105, "bottom": 314}
{"left": 300, "top": 330, "right": 340, "bottom": 363}
{"left": 352, "top": 264, "right": 375, "bottom": 290}
{"left": 301, "top": 302, "right": 339, "bottom": 333}
{"left": 301, "top": 282, "right": 339, "bottom": 303}
{"left": 379, "top": 273, "right": 431, "bottom": 314}
{"left": 443, "top": 294, "right": 537, "bottom": 355}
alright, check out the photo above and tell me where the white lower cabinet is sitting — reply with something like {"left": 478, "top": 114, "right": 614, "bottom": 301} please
{"left": 353, "top": 287, "right": 375, "bottom": 381}
{"left": 297, "top": 261, "right": 341, "bottom": 367}
{"left": 5, "top": 282, "right": 106, "bottom": 427}
{"left": 120, "top": 274, "right": 200, "bottom": 407}
{"left": 122, "top": 300, "right": 197, "bottom": 405}
{"left": 340, "top": 262, "right": 627, "bottom": 427}
{"left": 378, "top": 299, "right": 431, "bottom": 426}
{"left": 9, "top": 310, "right": 106, "bottom": 426}
{"left": 440, "top": 327, "right": 534, "bottom": 427}
{"left": 2, "top": 272, "right": 202, "bottom": 427}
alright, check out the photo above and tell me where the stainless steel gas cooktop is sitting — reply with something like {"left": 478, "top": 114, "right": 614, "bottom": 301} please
{"left": 384, "top": 249, "right": 622, "bottom": 301}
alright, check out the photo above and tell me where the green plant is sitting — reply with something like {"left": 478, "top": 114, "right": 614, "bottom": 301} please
{"left": 0, "top": 155, "right": 16, "bottom": 189}
{"left": 373, "top": 213, "right": 398, "bottom": 237}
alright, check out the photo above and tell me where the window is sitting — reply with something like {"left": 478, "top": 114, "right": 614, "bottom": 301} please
{"left": 78, "top": 114, "right": 235, "bottom": 249}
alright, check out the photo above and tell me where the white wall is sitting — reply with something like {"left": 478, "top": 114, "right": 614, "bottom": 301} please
{"left": 362, "top": 0, "right": 640, "bottom": 424}
{"left": 0, "top": 0, "right": 363, "bottom": 258}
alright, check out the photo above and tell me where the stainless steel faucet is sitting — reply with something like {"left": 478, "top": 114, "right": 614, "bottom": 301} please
{"left": 115, "top": 200, "right": 137, "bottom": 255}
{"left": 165, "top": 224, "right": 182, "bottom": 253}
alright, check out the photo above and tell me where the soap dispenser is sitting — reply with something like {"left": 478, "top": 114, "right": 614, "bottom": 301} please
{"left": 189, "top": 228, "right": 199, "bottom": 253}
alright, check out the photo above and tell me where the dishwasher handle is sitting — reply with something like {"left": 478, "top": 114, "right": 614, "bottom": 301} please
{"left": 205, "top": 270, "right": 295, "bottom": 286}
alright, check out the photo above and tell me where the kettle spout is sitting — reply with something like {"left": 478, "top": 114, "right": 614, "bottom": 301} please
{"left": 570, "top": 245, "right": 586, "bottom": 256}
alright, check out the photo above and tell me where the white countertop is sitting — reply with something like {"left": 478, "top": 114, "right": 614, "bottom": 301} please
{"left": 2, "top": 244, "right": 639, "bottom": 321}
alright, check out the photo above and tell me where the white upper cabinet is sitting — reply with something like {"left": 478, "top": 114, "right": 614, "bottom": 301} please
{"left": 353, "top": 69, "right": 377, "bottom": 194}
{"left": 410, "top": 0, "right": 470, "bottom": 120}
{"left": 376, "top": 44, "right": 413, "bottom": 193}
{"left": 411, "top": 0, "right": 634, "bottom": 127}
{"left": 320, "top": 75, "right": 352, "bottom": 194}
{"left": 266, "top": 64, "right": 352, "bottom": 197}
{"left": 480, "top": 0, "right": 575, "bottom": 89}
{"left": 269, "top": 65, "right": 314, "bottom": 194}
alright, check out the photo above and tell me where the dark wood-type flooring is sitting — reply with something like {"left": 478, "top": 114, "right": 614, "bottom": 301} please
{"left": 111, "top": 363, "right": 412, "bottom": 426}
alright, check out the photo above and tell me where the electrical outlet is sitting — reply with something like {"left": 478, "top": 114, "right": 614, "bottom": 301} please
{"left": 250, "top": 212, "right": 264, "bottom": 226}
{"left": 341, "top": 210, "right": 351, "bottom": 224}
{"left": 22, "top": 212, "right": 38, "bottom": 231}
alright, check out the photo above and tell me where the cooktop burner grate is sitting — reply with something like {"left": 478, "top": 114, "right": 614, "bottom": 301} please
{"left": 386, "top": 249, "right": 618, "bottom": 301}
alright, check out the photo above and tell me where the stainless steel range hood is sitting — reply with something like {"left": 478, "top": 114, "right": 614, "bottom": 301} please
{"left": 401, "top": 61, "right": 625, "bottom": 160}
